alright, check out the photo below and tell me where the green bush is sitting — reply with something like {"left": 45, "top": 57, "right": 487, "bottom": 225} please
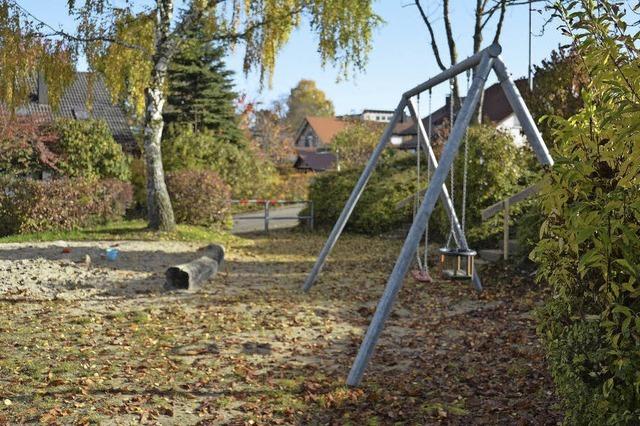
{"left": 515, "top": 200, "right": 544, "bottom": 263}
{"left": 309, "top": 125, "right": 527, "bottom": 245}
{"left": 435, "top": 125, "right": 528, "bottom": 247}
{"left": 129, "top": 157, "right": 148, "bottom": 211}
{"left": 308, "top": 151, "right": 417, "bottom": 235}
{"left": 330, "top": 121, "right": 384, "bottom": 169}
{"left": 163, "top": 124, "right": 277, "bottom": 198}
{"left": 532, "top": 2, "right": 640, "bottom": 423}
{"left": 166, "top": 169, "right": 231, "bottom": 228}
{"left": 54, "top": 119, "right": 130, "bottom": 180}
{"left": 0, "top": 177, "right": 133, "bottom": 235}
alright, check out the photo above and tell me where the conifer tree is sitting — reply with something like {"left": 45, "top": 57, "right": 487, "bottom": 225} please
{"left": 1, "top": 0, "right": 381, "bottom": 231}
{"left": 164, "top": 24, "right": 242, "bottom": 146}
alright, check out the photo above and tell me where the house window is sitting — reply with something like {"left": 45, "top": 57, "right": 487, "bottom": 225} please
{"left": 305, "top": 134, "right": 314, "bottom": 147}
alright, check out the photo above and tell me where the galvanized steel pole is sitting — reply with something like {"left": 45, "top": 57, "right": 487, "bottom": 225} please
{"left": 493, "top": 57, "right": 554, "bottom": 166}
{"left": 302, "top": 98, "right": 408, "bottom": 292}
{"left": 346, "top": 53, "right": 495, "bottom": 386}
{"left": 406, "top": 99, "right": 483, "bottom": 291}
{"left": 402, "top": 43, "right": 500, "bottom": 99}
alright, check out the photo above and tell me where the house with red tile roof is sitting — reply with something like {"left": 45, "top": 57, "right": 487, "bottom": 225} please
{"left": 394, "top": 79, "right": 530, "bottom": 150}
{"left": 292, "top": 114, "right": 413, "bottom": 171}
{"left": 294, "top": 116, "right": 349, "bottom": 153}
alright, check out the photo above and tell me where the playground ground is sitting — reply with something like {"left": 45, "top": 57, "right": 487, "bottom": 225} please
{"left": 0, "top": 230, "right": 561, "bottom": 424}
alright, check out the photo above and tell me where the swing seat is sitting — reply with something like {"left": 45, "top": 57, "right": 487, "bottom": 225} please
{"left": 441, "top": 269, "right": 473, "bottom": 281}
{"left": 411, "top": 269, "right": 433, "bottom": 283}
{"left": 439, "top": 248, "right": 476, "bottom": 281}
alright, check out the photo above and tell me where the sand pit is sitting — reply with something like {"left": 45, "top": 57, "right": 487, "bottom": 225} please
{"left": 0, "top": 240, "right": 207, "bottom": 301}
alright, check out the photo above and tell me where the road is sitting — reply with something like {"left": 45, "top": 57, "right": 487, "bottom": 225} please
{"left": 231, "top": 203, "right": 307, "bottom": 234}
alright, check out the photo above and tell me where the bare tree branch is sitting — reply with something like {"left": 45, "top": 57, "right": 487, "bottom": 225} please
{"left": 413, "top": 0, "right": 447, "bottom": 71}
{"left": 12, "top": 0, "right": 150, "bottom": 53}
{"left": 482, "top": 0, "right": 545, "bottom": 17}
{"left": 442, "top": 0, "right": 461, "bottom": 109}
{"left": 473, "top": 0, "right": 484, "bottom": 53}
{"left": 493, "top": 0, "right": 507, "bottom": 43}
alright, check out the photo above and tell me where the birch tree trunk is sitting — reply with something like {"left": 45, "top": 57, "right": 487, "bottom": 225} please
{"left": 145, "top": 0, "right": 176, "bottom": 231}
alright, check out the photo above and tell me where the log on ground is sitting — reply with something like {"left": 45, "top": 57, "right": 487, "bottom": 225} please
{"left": 165, "top": 244, "right": 225, "bottom": 291}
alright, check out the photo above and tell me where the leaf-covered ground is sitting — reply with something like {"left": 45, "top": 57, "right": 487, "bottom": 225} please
{"left": 0, "top": 231, "right": 561, "bottom": 424}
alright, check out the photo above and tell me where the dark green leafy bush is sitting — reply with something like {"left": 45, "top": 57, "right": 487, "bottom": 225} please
{"left": 54, "top": 119, "right": 130, "bottom": 180}
{"left": 308, "top": 151, "right": 417, "bottom": 235}
{"left": 0, "top": 177, "right": 133, "bottom": 235}
{"left": 437, "top": 125, "right": 528, "bottom": 247}
{"left": 532, "top": 2, "right": 640, "bottom": 423}
{"left": 163, "top": 125, "right": 277, "bottom": 198}
{"left": 515, "top": 200, "right": 544, "bottom": 263}
{"left": 166, "top": 169, "right": 231, "bottom": 228}
{"left": 309, "top": 125, "right": 526, "bottom": 245}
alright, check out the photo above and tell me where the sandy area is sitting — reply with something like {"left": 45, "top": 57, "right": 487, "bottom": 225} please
{"left": 0, "top": 241, "right": 205, "bottom": 301}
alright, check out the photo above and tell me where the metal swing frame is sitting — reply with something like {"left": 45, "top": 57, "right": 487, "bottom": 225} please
{"left": 301, "top": 43, "right": 554, "bottom": 386}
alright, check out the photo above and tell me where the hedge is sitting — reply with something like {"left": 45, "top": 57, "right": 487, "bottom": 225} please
{"left": 166, "top": 169, "right": 232, "bottom": 228}
{"left": 308, "top": 125, "right": 527, "bottom": 246}
{"left": 0, "top": 177, "right": 133, "bottom": 236}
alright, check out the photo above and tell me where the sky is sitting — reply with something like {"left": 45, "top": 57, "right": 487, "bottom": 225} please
{"left": 227, "top": 1, "right": 566, "bottom": 115}
{"left": 16, "top": 0, "right": 567, "bottom": 115}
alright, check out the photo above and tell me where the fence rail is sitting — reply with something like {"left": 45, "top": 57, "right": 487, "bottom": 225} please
{"left": 231, "top": 199, "right": 314, "bottom": 233}
{"left": 480, "top": 183, "right": 540, "bottom": 260}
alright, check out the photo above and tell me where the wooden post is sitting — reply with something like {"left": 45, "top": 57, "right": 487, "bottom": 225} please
{"left": 503, "top": 199, "right": 509, "bottom": 260}
{"left": 309, "top": 201, "right": 315, "bottom": 231}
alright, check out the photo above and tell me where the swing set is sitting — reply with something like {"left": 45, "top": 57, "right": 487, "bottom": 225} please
{"left": 302, "top": 43, "right": 553, "bottom": 386}
{"left": 410, "top": 70, "right": 476, "bottom": 284}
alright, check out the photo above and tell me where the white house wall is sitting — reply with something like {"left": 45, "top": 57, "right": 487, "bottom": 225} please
{"left": 496, "top": 113, "right": 526, "bottom": 147}
{"left": 362, "top": 112, "right": 394, "bottom": 122}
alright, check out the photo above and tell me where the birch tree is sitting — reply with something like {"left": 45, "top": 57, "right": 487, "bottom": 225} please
{"left": 3, "top": 0, "right": 380, "bottom": 230}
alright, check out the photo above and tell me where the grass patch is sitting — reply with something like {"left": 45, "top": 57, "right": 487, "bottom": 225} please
{"left": 0, "top": 219, "right": 237, "bottom": 244}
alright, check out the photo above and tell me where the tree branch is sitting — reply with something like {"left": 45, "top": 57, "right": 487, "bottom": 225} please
{"left": 11, "top": 0, "right": 150, "bottom": 54}
{"left": 442, "top": 0, "right": 457, "bottom": 66}
{"left": 413, "top": 0, "right": 447, "bottom": 71}
{"left": 473, "top": 0, "right": 483, "bottom": 53}
{"left": 442, "top": 0, "right": 460, "bottom": 109}
{"left": 482, "top": 0, "right": 545, "bottom": 17}
{"left": 492, "top": 0, "right": 507, "bottom": 43}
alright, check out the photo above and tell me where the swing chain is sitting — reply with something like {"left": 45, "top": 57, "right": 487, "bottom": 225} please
{"left": 446, "top": 79, "right": 455, "bottom": 249}
{"left": 461, "top": 70, "right": 472, "bottom": 232}
{"left": 413, "top": 94, "right": 428, "bottom": 272}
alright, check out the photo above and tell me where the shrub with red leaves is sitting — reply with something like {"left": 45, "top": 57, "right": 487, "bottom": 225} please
{"left": 0, "top": 177, "right": 133, "bottom": 235}
{"left": 0, "top": 113, "right": 59, "bottom": 176}
{"left": 166, "top": 170, "right": 231, "bottom": 228}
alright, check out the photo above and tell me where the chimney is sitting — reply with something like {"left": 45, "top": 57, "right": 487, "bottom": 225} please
{"left": 37, "top": 71, "right": 48, "bottom": 105}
